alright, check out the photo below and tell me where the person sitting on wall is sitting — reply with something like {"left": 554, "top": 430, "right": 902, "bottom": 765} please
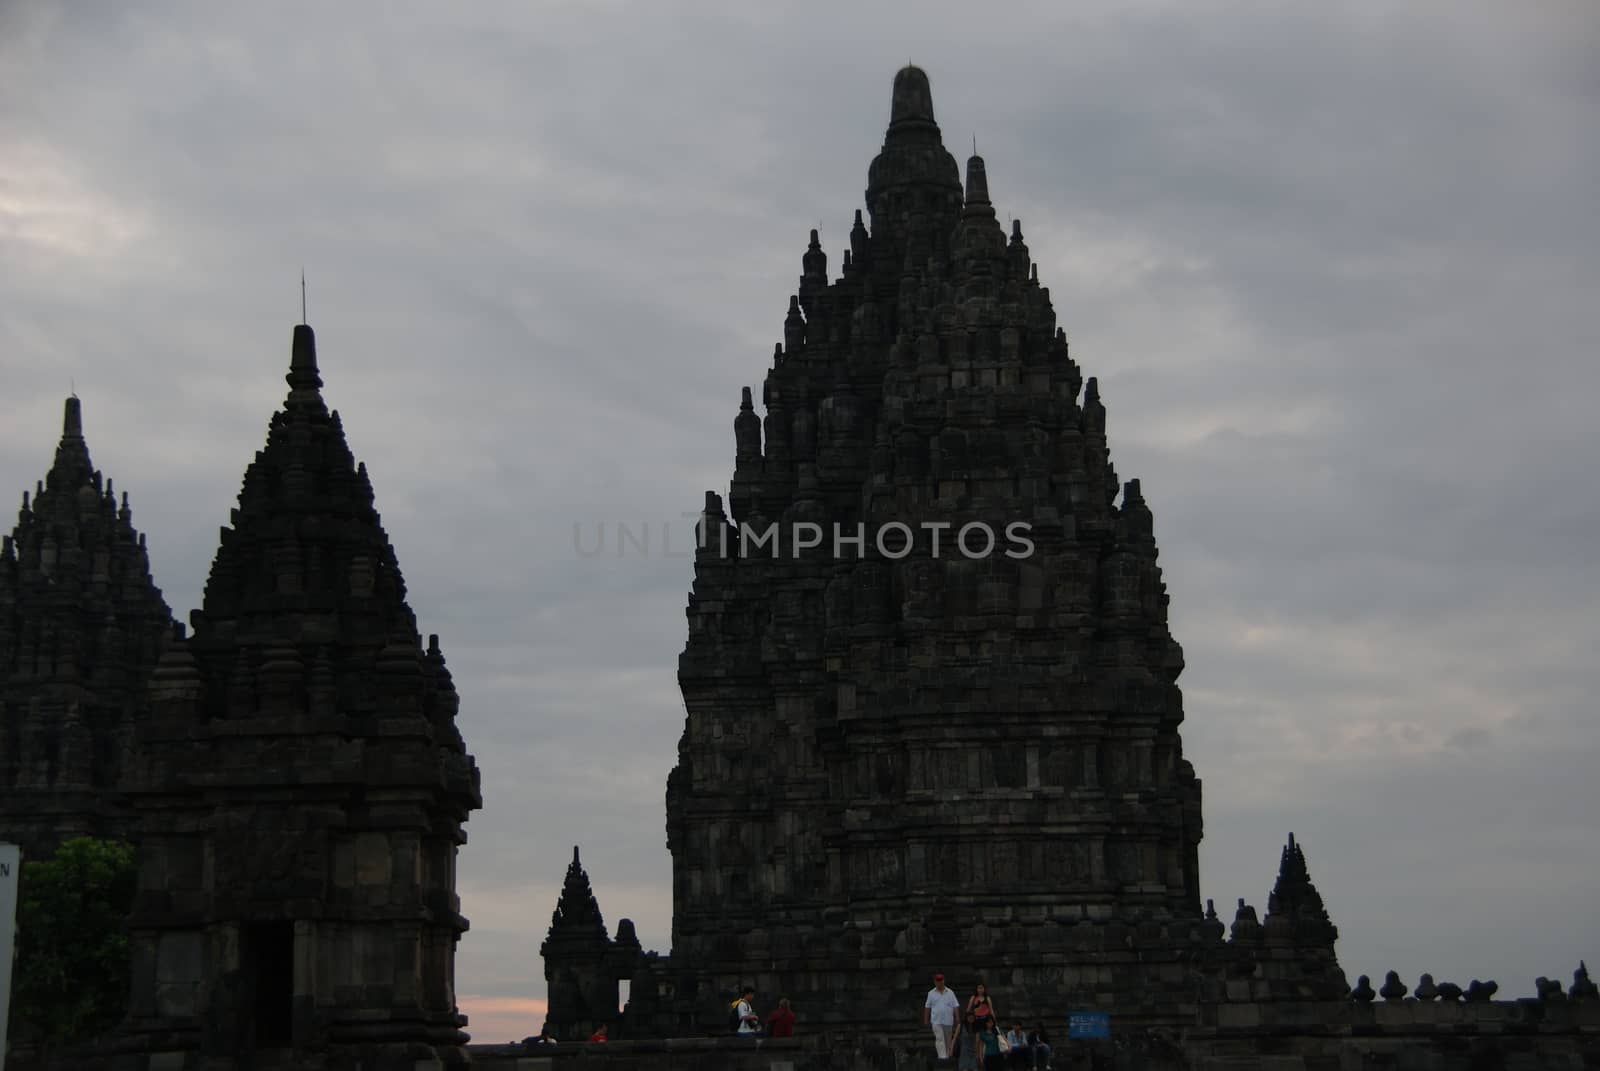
{"left": 766, "top": 997, "right": 796, "bottom": 1037}
{"left": 1027, "top": 1024, "right": 1053, "bottom": 1069}
{"left": 588, "top": 1024, "right": 608, "bottom": 1042}
{"left": 1003, "top": 1022, "right": 1029, "bottom": 1067}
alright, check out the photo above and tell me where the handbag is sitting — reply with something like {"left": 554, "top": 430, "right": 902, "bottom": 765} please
{"left": 997, "top": 1033, "right": 1011, "bottom": 1054}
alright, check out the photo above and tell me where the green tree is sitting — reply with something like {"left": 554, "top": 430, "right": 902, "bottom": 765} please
{"left": 12, "top": 837, "right": 136, "bottom": 1045}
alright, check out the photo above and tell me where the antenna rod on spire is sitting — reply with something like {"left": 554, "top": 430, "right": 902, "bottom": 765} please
{"left": 301, "top": 269, "right": 307, "bottom": 324}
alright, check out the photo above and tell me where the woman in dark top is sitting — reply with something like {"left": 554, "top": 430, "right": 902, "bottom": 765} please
{"left": 977, "top": 1016, "right": 1004, "bottom": 1071}
{"left": 966, "top": 981, "right": 996, "bottom": 1025}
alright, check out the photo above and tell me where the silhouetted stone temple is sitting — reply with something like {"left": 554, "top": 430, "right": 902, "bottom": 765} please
{"left": 540, "top": 847, "right": 646, "bottom": 1041}
{"left": 668, "top": 70, "right": 1215, "bottom": 1031}
{"left": 544, "top": 64, "right": 1350, "bottom": 1041}
{"left": 113, "top": 323, "right": 482, "bottom": 1070}
{"left": 5, "top": 66, "right": 1597, "bottom": 1071}
{"left": 525, "top": 66, "right": 1589, "bottom": 1069}
{"left": 0, "top": 397, "right": 174, "bottom": 861}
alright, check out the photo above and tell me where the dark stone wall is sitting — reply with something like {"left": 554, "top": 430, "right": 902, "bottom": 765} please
{"left": 467, "top": 1000, "right": 1600, "bottom": 1071}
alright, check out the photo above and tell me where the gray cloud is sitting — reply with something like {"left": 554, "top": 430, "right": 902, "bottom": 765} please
{"left": 3, "top": 0, "right": 1597, "bottom": 1041}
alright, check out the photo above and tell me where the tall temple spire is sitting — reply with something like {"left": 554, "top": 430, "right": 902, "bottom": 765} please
{"left": 865, "top": 66, "right": 962, "bottom": 262}
{"left": 0, "top": 395, "right": 173, "bottom": 859}
{"left": 120, "top": 319, "right": 480, "bottom": 1065}
{"left": 660, "top": 64, "right": 1193, "bottom": 1040}
{"left": 201, "top": 323, "right": 404, "bottom": 627}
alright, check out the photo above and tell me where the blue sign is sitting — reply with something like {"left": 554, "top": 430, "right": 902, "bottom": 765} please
{"left": 1068, "top": 1011, "right": 1110, "bottom": 1039}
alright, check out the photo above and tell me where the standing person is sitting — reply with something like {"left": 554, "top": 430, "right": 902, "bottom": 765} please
{"left": 766, "top": 997, "right": 795, "bottom": 1037}
{"left": 966, "top": 981, "right": 997, "bottom": 1025}
{"left": 978, "top": 1016, "right": 1004, "bottom": 1071}
{"left": 732, "top": 985, "right": 760, "bottom": 1035}
{"left": 923, "top": 972, "right": 961, "bottom": 1059}
{"left": 954, "top": 1011, "right": 983, "bottom": 1071}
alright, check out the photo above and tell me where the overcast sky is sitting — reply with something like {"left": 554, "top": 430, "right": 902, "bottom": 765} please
{"left": 3, "top": 0, "right": 1597, "bottom": 1044}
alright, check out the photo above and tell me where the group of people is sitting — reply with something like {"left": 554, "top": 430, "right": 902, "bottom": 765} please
{"left": 729, "top": 986, "right": 797, "bottom": 1037}
{"left": 924, "top": 975, "right": 1053, "bottom": 1070}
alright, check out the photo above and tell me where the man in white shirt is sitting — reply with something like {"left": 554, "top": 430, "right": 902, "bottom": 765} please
{"left": 922, "top": 973, "right": 960, "bottom": 1058}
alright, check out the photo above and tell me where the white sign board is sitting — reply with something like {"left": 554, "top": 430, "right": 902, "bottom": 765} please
{"left": 0, "top": 842, "right": 19, "bottom": 1071}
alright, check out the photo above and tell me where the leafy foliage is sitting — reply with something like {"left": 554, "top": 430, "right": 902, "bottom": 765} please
{"left": 12, "top": 837, "right": 137, "bottom": 1044}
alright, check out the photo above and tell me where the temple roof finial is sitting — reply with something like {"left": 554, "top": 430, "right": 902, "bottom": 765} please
{"left": 45, "top": 395, "right": 94, "bottom": 490}
{"left": 888, "top": 64, "right": 936, "bottom": 131}
{"left": 288, "top": 322, "right": 323, "bottom": 397}
{"left": 965, "top": 153, "right": 991, "bottom": 207}
{"left": 802, "top": 230, "right": 827, "bottom": 285}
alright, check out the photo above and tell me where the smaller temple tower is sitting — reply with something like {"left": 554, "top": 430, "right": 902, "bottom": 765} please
{"left": 0, "top": 396, "right": 173, "bottom": 860}
{"left": 540, "top": 847, "right": 643, "bottom": 1041}
{"left": 116, "top": 322, "right": 481, "bottom": 1070}
{"left": 1197, "top": 834, "right": 1349, "bottom": 1005}
{"left": 1255, "top": 833, "right": 1348, "bottom": 1000}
